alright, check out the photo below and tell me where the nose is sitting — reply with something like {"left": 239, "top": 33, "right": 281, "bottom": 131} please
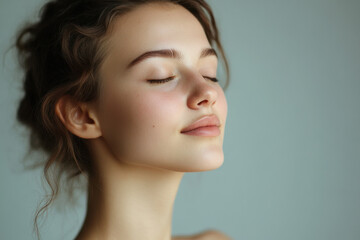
{"left": 186, "top": 74, "right": 218, "bottom": 110}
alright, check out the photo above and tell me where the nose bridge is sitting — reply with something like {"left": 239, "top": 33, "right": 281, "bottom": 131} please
{"left": 185, "top": 70, "right": 218, "bottom": 109}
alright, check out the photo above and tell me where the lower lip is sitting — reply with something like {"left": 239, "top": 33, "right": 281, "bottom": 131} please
{"left": 181, "top": 126, "right": 220, "bottom": 137}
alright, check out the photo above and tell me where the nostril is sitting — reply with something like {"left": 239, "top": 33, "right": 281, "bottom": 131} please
{"left": 197, "top": 99, "right": 209, "bottom": 106}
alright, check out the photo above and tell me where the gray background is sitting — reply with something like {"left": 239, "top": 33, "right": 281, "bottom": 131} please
{"left": 1, "top": 0, "right": 360, "bottom": 239}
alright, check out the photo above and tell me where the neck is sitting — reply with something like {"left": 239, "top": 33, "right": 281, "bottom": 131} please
{"left": 75, "top": 140, "right": 184, "bottom": 240}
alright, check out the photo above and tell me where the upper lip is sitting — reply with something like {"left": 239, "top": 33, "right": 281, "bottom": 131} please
{"left": 180, "top": 114, "right": 220, "bottom": 133}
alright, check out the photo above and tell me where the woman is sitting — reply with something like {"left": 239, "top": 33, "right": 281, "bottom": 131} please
{"left": 15, "top": 0, "right": 230, "bottom": 239}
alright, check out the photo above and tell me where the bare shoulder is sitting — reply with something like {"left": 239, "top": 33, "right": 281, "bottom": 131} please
{"left": 173, "top": 229, "right": 232, "bottom": 240}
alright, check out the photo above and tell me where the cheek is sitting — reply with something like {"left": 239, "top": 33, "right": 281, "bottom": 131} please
{"left": 99, "top": 87, "right": 183, "bottom": 159}
{"left": 127, "top": 91, "right": 182, "bottom": 131}
{"left": 216, "top": 88, "right": 228, "bottom": 125}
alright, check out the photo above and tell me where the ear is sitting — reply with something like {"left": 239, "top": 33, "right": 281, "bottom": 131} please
{"left": 55, "top": 95, "right": 102, "bottom": 139}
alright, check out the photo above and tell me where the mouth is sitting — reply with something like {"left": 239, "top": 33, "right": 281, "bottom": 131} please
{"left": 181, "top": 126, "right": 220, "bottom": 136}
{"left": 180, "top": 114, "right": 221, "bottom": 137}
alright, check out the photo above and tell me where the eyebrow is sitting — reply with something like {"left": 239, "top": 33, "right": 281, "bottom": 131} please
{"left": 126, "top": 47, "right": 218, "bottom": 69}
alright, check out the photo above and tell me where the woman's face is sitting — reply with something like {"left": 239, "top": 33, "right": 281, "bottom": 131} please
{"left": 96, "top": 2, "right": 227, "bottom": 172}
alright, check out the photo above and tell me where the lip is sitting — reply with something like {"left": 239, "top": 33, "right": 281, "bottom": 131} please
{"left": 181, "top": 114, "right": 221, "bottom": 136}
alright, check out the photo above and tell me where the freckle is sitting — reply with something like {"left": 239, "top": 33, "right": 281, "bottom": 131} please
{"left": 152, "top": 125, "right": 155, "bottom": 128}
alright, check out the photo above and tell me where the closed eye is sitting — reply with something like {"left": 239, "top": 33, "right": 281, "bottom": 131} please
{"left": 147, "top": 76, "right": 175, "bottom": 84}
{"left": 204, "top": 76, "right": 219, "bottom": 82}
{"left": 147, "top": 76, "right": 218, "bottom": 84}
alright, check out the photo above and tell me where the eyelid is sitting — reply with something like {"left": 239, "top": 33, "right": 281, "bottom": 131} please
{"left": 147, "top": 76, "right": 175, "bottom": 84}
{"left": 147, "top": 75, "right": 218, "bottom": 84}
{"left": 204, "top": 76, "right": 219, "bottom": 82}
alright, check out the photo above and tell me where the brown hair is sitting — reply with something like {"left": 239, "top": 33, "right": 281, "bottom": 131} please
{"left": 15, "top": 0, "right": 229, "bottom": 238}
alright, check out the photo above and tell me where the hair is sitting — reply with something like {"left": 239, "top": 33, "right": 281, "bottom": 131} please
{"left": 15, "top": 0, "right": 229, "bottom": 238}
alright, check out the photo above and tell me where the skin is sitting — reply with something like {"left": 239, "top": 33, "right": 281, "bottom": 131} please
{"left": 55, "top": 2, "right": 229, "bottom": 240}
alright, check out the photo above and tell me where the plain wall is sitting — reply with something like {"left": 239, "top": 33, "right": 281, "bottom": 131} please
{"left": 1, "top": 0, "right": 359, "bottom": 239}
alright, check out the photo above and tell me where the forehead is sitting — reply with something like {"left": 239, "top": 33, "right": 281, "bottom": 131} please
{"left": 102, "top": 2, "right": 211, "bottom": 69}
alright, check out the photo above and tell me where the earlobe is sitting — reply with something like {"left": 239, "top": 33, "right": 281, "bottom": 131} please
{"left": 55, "top": 95, "right": 102, "bottom": 139}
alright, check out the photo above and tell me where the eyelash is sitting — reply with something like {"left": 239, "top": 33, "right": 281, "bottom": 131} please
{"left": 147, "top": 76, "right": 219, "bottom": 84}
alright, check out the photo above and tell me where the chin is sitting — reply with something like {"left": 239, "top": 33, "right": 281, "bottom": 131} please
{"left": 171, "top": 150, "right": 225, "bottom": 173}
{"left": 195, "top": 151, "right": 224, "bottom": 172}
{"left": 118, "top": 143, "right": 225, "bottom": 173}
